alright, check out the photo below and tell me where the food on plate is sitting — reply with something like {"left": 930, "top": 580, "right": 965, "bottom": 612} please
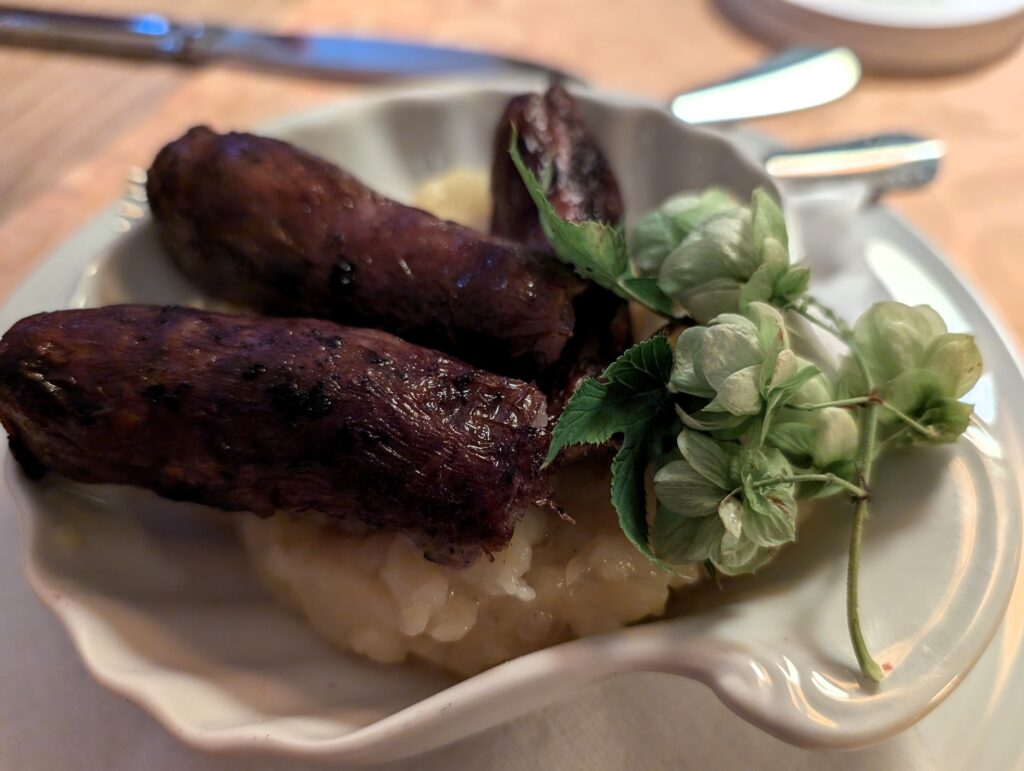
{"left": 0, "top": 305, "right": 549, "bottom": 566}
{"left": 146, "top": 126, "right": 580, "bottom": 381}
{"left": 513, "top": 146, "right": 984, "bottom": 680}
{"left": 0, "top": 85, "right": 985, "bottom": 684}
{"left": 490, "top": 86, "right": 632, "bottom": 414}
{"left": 490, "top": 85, "right": 624, "bottom": 249}
{"left": 242, "top": 461, "right": 699, "bottom": 675}
{"left": 413, "top": 168, "right": 492, "bottom": 231}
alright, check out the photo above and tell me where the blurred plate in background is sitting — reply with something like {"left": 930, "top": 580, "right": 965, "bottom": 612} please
{"left": 715, "top": 0, "right": 1024, "bottom": 73}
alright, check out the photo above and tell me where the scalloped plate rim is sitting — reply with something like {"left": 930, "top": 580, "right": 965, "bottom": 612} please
{"left": 1, "top": 78, "right": 1021, "bottom": 763}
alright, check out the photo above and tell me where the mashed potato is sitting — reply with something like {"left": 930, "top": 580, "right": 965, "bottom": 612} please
{"left": 412, "top": 167, "right": 492, "bottom": 231}
{"left": 238, "top": 171, "right": 701, "bottom": 675}
{"left": 240, "top": 462, "right": 701, "bottom": 676}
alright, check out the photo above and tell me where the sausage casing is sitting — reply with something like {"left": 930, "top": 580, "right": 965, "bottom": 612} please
{"left": 490, "top": 87, "right": 632, "bottom": 414}
{"left": 0, "top": 306, "right": 550, "bottom": 565}
{"left": 146, "top": 127, "right": 581, "bottom": 381}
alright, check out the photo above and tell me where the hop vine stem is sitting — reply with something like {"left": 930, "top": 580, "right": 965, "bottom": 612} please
{"left": 849, "top": 401, "right": 884, "bottom": 682}
{"left": 792, "top": 295, "right": 884, "bottom": 682}
{"left": 752, "top": 473, "right": 868, "bottom": 499}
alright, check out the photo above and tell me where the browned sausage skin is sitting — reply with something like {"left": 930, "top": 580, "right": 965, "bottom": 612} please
{"left": 0, "top": 306, "right": 550, "bottom": 566}
{"left": 490, "top": 86, "right": 632, "bottom": 415}
{"left": 490, "top": 85, "right": 625, "bottom": 249}
{"left": 146, "top": 127, "right": 582, "bottom": 381}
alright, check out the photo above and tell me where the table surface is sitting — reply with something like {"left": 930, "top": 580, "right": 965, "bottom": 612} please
{"left": 1, "top": 2, "right": 1023, "bottom": 770}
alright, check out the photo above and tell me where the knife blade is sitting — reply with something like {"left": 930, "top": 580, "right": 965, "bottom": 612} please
{"left": 670, "top": 47, "right": 861, "bottom": 124}
{"left": 0, "top": 6, "right": 572, "bottom": 80}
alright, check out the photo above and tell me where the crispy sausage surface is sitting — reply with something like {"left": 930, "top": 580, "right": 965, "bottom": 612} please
{"left": 490, "top": 87, "right": 632, "bottom": 414}
{"left": 0, "top": 306, "right": 550, "bottom": 565}
{"left": 146, "top": 127, "right": 581, "bottom": 380}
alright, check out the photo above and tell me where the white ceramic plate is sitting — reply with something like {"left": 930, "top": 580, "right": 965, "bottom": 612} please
{"left": 2, "top": 80, "right": 1021, "bottom": 764}
{"left": 714, "top": 0, "right": 1024, "bottom": 74}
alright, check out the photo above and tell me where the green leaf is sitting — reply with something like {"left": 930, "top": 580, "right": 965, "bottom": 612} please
{"left": 711, "top": 531, "right": 777, "bottom": 575}
{"left": 770, "top": 361, "right": 822, "bottom": 404}
{"left": 742, "top": 484, "right": 797, "bottom": 547}
{"left": 739, "top": 261, "right": 786, "bottom": 310}
{"left": 669, "top": 326, "right": 713, "bottom": 396}
{"left": 545, "top": 337, "right": 676, "bottom": 563}
{"left": 775, "top": 266, "right": 811, "bottom": 303}
{"left": 620, "top": 276, "right": 676, "bottom": 317}
{"left": 610, "top": 429, "right": 657, "bottom": 558}
{"left": 509, "top": 133, "right": 626, "bottom": 281}
{"left": 766, "top": 420, "right": 816, "bottom": 459}
{"left": 653, "top": 459, "right": 725, "bottom": 517}
{"left": 652, "top": 506, "right": 723, "bottom": 564}
{"left": 706, "top": 364, "right": 762, "bottom": 415}
{"left": 925, "top": 333, "right": 983, "bottom": 399}
{"left": 917, "top": 398, "right": 973, "bottom": 444}
{"left": 750, "top": 188, "right": 789, "bottom": 252}
{"left": 509, "top": 131, "right": 677, "bottom": 319}
{"left": 677, "top": 429, "right": 738, "bottom": 489}
{"left": 545, "top": 336, "right": 674, "bottom": 464}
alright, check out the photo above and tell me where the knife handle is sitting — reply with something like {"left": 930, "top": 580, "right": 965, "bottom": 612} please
{"left": 0, "top": 6, "right": 219, "bottom": 62}
{"left": 765, "top": 134, "right": 945, "bottom": 191}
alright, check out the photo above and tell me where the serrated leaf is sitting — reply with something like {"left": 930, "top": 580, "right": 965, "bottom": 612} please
{"left": 610, "top": 429, "right": 657, "bottom": 559}
{"left": 545, "top": 336, "right": 674, "bottom": 465}
{"left": 510, "top": 133, "right": 627, "bottom": 282}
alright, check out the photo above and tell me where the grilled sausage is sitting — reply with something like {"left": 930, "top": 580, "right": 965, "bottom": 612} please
{"left": 146, "top": 127, "right": 582, "bottom": 381}
{"left": 0, "top": 306, "right": 550, "bottom": 566}
{"left": 490, "top": 85, "right": 624, "bottom": 250}
{"left": 490, "top": 86, "right": 631, "bottom": 414}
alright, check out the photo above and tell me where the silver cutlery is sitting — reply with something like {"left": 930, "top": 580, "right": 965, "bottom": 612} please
{"left": 0, "top": 8, "right": 931, "bottom": 196}
{"left": 765, "top": 133, "right": 944, "bottom": 193}
{"left": 0, "top": 5, "right": 572, "bottom": 80}
{"left": 670, "top": 47, "right": 861, "bottom": 124}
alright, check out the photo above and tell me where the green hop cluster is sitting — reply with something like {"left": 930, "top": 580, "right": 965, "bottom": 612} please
{"left": 653, "top": 430, "right": 797, "bottom": 575}
{"left": 839, "top": 302, "right": 983, "bottom": 443}
{"left": 655, "top": 190, "right": 810, "bottom": 323}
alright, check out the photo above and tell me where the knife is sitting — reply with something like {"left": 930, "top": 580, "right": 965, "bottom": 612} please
{"left": 0, "top": 6, "right": 573, "bottom": 80}
{"left": 0, "top": 6, "right": 862, "bottom": 123}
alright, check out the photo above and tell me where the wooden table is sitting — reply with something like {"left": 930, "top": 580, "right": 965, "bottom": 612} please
{"left": 1, "top": 0, "right": 1022, "bottom": 346}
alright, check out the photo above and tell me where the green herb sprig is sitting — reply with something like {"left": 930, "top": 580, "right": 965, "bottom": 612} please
{"left": 513, "top": 140, "right": 983, "bottom": 682}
